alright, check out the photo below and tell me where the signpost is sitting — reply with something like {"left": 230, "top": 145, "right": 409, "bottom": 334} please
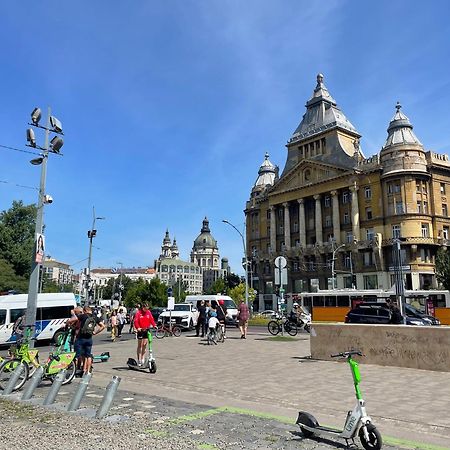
{"left": 274, "top": 256, "right": 288, "bottom": 335}
{"left": 167, "top": 288, "right": 174, "bottom": 331}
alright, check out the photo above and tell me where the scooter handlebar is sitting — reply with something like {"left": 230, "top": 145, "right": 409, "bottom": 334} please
{"left": 331, "top": 350, "right": 363, "bottom": 358}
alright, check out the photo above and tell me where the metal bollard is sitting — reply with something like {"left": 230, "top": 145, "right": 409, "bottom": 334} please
{"left": 2, "top": 362, "right": 25, "bottom": 396}
{"left": 67, "top": 372, "right": 92, "bottom": 412}
{"left": 96, "top": 375, "right": 121, "bottom": 419}
{"left": 22, "top": 366, "right": 44, "bottom": 400}
{"left": 43, "top": 369, "right": 66, "bottom": 406}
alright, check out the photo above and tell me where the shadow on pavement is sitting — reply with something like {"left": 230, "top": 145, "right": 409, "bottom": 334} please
{"left": 289, "top": 430, "right": 349, "bottom": 449}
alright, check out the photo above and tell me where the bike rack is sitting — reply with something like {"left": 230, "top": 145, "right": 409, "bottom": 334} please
{"left": 22, "top": 366, "right": 44, "bottom": 400}
{"left": 43, "top": 369, "right": 66, "bottom": 405}
{"left": 67, "top": 372, "right": 92, "bottom": 412}
{"left": 96, "top": 375, "right": 121, "bottom": 419}
{"left": 2, "top": 363, "right": 25, "bottom": 396}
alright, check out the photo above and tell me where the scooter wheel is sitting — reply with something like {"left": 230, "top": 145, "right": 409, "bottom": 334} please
{"left": 304, "top": 324, "right": 311, "bottom": 333}
{"left": 296, "top": 412, "right": 317, "bottom": 438}
{"left": 359, "top": 424, "right": 382, "bottom": 450}
{"left": 149, "top": 361, "right": 157, "bottom": 374}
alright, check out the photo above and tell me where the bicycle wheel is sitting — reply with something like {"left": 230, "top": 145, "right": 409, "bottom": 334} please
{"left": 267, "top": 321, "right": 280, "bottom": 336}
{"left": 61, "top": 361, "right": 76, "bottom": 385}
{"left": 172, "top": 326, "right": 182, "bottom": 337}
{"left": 285, "top": 321, "right": 298, "bottom": 336}
{"left": 216, "top": 327, "right": 224, "bottom": 343}
{"left": 0, "top": 359, "right": 29, "bottom": 391}
{"left": 27, "top": 352, "right": 40, "bottom": 378}
{"left": 155, "top": 327, "right": 166, "bottom": 339}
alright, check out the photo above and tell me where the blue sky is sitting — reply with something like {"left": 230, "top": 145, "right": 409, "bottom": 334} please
{"left": 1, "top": 1, "right": 450, "bottom": 276}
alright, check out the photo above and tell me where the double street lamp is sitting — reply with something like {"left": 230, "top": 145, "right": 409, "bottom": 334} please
{"left": 85, "top": 207, "right": 105, "bottom": 304}
{"left": 24, "top": 107, "right": 64, "bottom": 338}
{"left": 222, "top": 219, "right": 249, "bottom": 309}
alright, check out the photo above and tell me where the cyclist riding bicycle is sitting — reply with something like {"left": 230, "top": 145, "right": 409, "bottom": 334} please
{"left": 133, "top": 303, "right": 156, "bottom": 367}
{"left": 216, "top": 299, "right": 227, "bottom": 339}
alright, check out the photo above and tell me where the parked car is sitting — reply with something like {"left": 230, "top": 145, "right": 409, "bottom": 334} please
{"left": 405, "top": 304, "right": 440, "bottom": 325}
{"left": 158, "top": 303, "right": 198, "bottom": 330}
{"left": 345, "top": 303, "right": 427, "bottom": 325}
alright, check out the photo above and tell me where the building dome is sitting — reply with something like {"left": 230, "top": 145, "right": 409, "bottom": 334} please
{"left": 193, "top": 217, "right": 217, "bottom": 249}
{"left": 252, "top": 152, "right": 278, "bottom": 195}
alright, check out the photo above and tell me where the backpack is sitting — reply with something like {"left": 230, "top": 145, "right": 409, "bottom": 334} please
{"left": 80, "top": 315, "right": 96, "bottom": 335}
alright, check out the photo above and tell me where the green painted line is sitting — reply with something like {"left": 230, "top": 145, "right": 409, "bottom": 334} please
{"left": 196, "top": 444, "right": 219, "bottom": 450}
{"left": 146, "top": 430, "right": 169, "bottom": 438}
{"left": 167, "top": 408, "right": 223, "bottom": 425}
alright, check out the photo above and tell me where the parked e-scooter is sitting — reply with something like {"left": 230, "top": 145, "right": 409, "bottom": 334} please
{"left": 296, "top": 350, "right": 382, "bottom": 450}
{"left": 127, "top": 329, "right": 156, "bottom": 374}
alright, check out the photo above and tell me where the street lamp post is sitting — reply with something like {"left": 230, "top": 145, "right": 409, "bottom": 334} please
{"left": 117, "top": 261, "right": 124, "bottom": 304}
{"left": 392, "top": 238, "right": 406, "bottom": 322}
{"left": 25, "top": 107, "right": 64, "bottom": 341}
{"left": 222, "top": 220, "right": 249, "bottom": 309}
{"left": 85, "top": 207, "right": 105, "bottom": 304}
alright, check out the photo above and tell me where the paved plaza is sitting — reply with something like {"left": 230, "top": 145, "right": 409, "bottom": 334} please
{"left": 1, "top": 326, "right": 449, "bottom": 449}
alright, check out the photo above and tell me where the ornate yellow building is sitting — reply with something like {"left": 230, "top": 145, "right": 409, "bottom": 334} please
{"left": 245, "top": 74, "right": 450, "bottom": 310}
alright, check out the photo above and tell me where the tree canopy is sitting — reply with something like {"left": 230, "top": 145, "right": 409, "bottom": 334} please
{"left": 436, "top": 248, "right": 450, "bottom": 291}
{"left": 0, "top": 200, "right": 36, "bottom": 279}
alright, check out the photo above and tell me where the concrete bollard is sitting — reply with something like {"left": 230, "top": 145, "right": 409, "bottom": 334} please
{"left": 22, "top": 366, "right": 44, "bottom": 400}
{"left": 43, "top": 369, "right": 66, "bottom": 406}
{"left": 2, "top": 362, "right": 25, "bottom": 396}
{"left": 96, "top": 375, "right": 121, "bottom": 419}
{"left": 67, "top": 372, "right": 92, "bottom": 412}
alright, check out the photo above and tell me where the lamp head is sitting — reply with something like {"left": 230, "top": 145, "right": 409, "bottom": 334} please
{"left": 50, "top": 116, "right": 63, "bottom": 133}
{"left": 50, "top": 136, "right": 64, "bottom": 153}
{"left": 31, "top": 107, "right": 42, "bottom": 126}
{"left": 30, "top": 157, "right": 44, "bottom": 165}
{"left": 26, "top": 128, "right": 36, "bottom": 147}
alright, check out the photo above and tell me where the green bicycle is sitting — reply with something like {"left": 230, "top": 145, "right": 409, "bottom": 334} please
{"left": 0, "top": 327, "right": 76, "bottom": 392}
{"left": 0, "top": 326, "right": 40, "bottom": 391}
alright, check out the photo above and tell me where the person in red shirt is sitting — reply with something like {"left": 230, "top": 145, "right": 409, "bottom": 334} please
{"left": 133, "top": 303, "right": 156, "bottom": 366}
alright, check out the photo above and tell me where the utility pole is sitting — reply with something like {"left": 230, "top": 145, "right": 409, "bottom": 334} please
{"left": 25, "top": 107, "right": 64, "bottom": 342}
{"left": 117, "top": 262, "right": 124, "bottom": 304}
{"left": 393, "top": 239, "right": 406, "bottom": 322}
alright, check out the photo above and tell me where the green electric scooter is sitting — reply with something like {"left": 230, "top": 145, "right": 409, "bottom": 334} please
{"left": 296, "top": 350, "right": 382, "bottom": 450}
{"left": 127, "top": 329, "right": 156, "bottom": 374}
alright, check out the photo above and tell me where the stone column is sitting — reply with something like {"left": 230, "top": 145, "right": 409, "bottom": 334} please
{"left": 298, "top": 199, "right": 306, "bottom": 247}
{"left": 350, "top": 184, "right": 360, "bottom": 241}
{"left": 283, "top": 202, "right": 291, "bottom": 250}
{"left": 314, "top": 194, "right": 323, "bottom": 246}
{"left": 270, "top": 205, "right": 276, "bottom": 253}
{"left": 331, "top": 190, "right": 341, "bottom": 244}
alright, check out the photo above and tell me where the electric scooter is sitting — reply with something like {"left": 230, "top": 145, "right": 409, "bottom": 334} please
{"left": 127, "top": 329, "right": 157, "bottom": 374}
{"left": 93, "top": 352, "right": 110, "bottom": 363}
{"left": 296, "top": 350, "right": 382, "bottom": 450}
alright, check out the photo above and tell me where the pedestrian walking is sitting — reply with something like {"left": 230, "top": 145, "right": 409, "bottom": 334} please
{"left": 196, "top": 300, "right": 207, "bottom": 337}
{"left": 204, "top": 301, "right": 211, "bottom": 333}
{"left": 117, "top": 308, "right": 126, "bottom": 337}
{"left": 216, "top": 299, "right": 228, "bottom": 339}
{"left": 237, "top": 298, "right": 250, "bottom": 339}
{"left": 110, "top": 310, "right": 118, "bottom": 341}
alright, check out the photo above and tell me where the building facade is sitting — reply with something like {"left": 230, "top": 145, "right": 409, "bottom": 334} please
{"left": 42, "top": 257, "right": 74, "bottom": 286}
{"left": 190, "top": 217, "right": 229, "bottom": 292}
{"left": 155, "top": 230, "right": 203, "bottom": 294}
{"left": 245, "top": 74, "right": 450, "bottom": 309}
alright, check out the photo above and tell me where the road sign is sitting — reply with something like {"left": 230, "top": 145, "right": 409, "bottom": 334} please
{"left": 274, "top": 256, "right": 287, "bottom": 269}
{"left": 274, "top": 267, "right": 287, "bottom": 286}
{"left": 167, "top": 287, "right": 173, "bottom": 297}
{"left": 167, "top": 297, "right": 175, "bottom": 310}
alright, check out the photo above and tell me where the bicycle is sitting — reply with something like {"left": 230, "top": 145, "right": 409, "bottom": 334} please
{"left": 0, "top": 328, "right": 76, "bottom": 392}
{"left": 0, "top": 326, "right": 40, "bottom": 391}
{"left": 206, "top": 326, "right": 218, "bottom": 345}
{"left": 216, "top": 323, "right": 225, "bottom": 343}
{"left": 155, "top": 321, "right": 182, "bottom": 339}
{"left": 267, "top": 313, "right": 298, "bottom": 336}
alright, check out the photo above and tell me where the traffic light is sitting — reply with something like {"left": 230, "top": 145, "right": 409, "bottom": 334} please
{"left": 352, "top": 275, "right": 357, "bottom": 288}
{"left": 275, "top": 286, "right": 280, "bottom": 297}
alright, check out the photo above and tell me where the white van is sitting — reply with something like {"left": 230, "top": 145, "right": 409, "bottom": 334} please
{"left": 185, "top": 295, "right": 238, "bottom": 326}
{"left": 0, "top": 292, "right": 77, "bottom": 345}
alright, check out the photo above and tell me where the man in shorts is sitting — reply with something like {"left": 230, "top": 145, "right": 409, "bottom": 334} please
{"left": 133, "top": 303, "right": 156, "bottom": 366}
{"left": 68, "top": 306, "right": 105, "bottom": 376}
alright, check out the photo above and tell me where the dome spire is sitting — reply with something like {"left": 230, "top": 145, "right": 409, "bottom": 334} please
{"left": 252, "top": 151, "right": 277, "bottom": 194}
{"left": 383, "top": 102, "right": 422, "bottom": 148}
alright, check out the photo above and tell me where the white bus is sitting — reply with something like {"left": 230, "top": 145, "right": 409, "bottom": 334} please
{"left": 0, "top": 292, "right": 77, "bottom": 345}
{"left": 295, "top": 289, "right": 450, "bottom": 312}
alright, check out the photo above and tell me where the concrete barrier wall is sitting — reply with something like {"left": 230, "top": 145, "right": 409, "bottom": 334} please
{"left": 310, "top": 323, "right": 450, "bottom": 372}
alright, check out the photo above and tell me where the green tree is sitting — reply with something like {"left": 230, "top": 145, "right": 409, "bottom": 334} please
{"left": 436, "top": 248, "right": 450, "bottom": 290}
{"left": 0, "top": 200, "right": 36, "bottom": 278}
{"left": 228, "top": 282, "right": 256, "bottom": 306}
{"left": 123, "top": 277, "right": 167, "bottom": 308}
{"left": 206, "top": 277, "right": 227, "bottom": 295}
{"left": 226, "top": 273, "right": 241, "bottom": 289}
{"left": 40, "top": 272, "right": 60, "bottom": 293}
{"left": 0, "top": 258, "right": 29, "bottom": 293}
